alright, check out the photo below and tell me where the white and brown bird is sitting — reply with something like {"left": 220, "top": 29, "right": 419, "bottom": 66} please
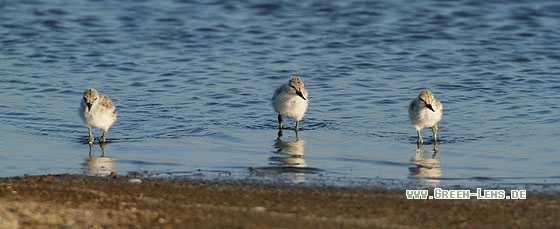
{"left": 272, "top": 77, "right": 308, "bottom": 131}
{"left": 79, "top": 88, "right": 117, "bottom": 143}
{"left": 408, "top": 90, "right": 442, "bottom": 144}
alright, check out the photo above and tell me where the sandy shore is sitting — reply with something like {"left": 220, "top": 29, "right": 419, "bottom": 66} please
{"left": 0, "top": 174, "right": 558, "bottom": 228}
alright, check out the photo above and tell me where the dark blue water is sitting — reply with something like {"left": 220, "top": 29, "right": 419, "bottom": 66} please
{"left": 1, "top": 0, "right": 559, "bottom": 191}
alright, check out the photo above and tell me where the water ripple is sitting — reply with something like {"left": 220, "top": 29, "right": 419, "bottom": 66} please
{"left": 0, "top": 0, "right": 559, "bottom": 189}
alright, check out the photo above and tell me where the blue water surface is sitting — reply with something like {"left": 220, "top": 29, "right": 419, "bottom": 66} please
{"left": 1, "top": 0, "right": 559, "bottom": 191}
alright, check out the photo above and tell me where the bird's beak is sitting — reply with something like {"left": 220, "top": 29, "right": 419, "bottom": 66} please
{"left": 296, "top": 91, "right": 307, "bottom": 100}
{"left": 426, "top": 103, "right": 435, "bottom": 112}
{"left": 87, "top": 103, "right": 93, "bottom": 111}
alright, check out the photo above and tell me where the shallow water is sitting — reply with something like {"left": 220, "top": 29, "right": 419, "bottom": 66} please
{"left": 1, "top": 0, "right": 559, "bottom": 191}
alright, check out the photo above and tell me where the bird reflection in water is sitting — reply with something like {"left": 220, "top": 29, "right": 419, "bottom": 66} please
{"left": 409, "top": 142, "right": 441, "bottom": 187}
{"left": 83, "top": 143, "right": 117, "bottom": 177}
{"left": 268, "top": 131, "right": 307, "bottom": 183}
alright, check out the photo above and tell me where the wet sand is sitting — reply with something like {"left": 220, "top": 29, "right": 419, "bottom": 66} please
{"left": 0, "top": 174, "right": 558, "bottom": 228}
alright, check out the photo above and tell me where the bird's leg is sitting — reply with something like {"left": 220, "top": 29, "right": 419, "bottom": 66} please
{"left": 417, "top": 130, "right": 423, "bottom": 144}
{"left": 88, "top": 127, "right": 94, "bottom": 143}
{"left": 416, "top": 141, "right": 423, "bottom": 149}
{"left": 100, "top": 130, "right": 108, "bottom": 143}
{"left": 295, "top": 120, "right": 300, "bottom": 131}
{"left": 277, "top": 114, "right": 283, "bottom": 130}
{"left": 432, "top": 123, "right": 438, "bottom": 142}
